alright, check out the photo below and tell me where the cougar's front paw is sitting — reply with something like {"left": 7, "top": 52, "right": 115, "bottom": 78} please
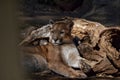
{"left": 78, "top": 71, "right": 87, "bottom": 79}
{"left": 71, "top": 70, "right": 87, "bottom": 79}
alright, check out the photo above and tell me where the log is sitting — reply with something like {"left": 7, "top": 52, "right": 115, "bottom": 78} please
{"left": 99, "top": 27, "right": 120, "bottom": 69}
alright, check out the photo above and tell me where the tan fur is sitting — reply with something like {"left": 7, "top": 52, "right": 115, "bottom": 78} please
{"left": 20, "top": 20, "right": 87, "bottom": 78}
{"left": 50, "top": 20, "right": 91, "bottom": 76}
{"left": 47, "top": 43, "right": 87, "bottom": 78}
{"left": 50, "top": 20, "right": 73, "bottom": 45}
{"left": 21, "top": 43, "right": 87, "bottom": 78}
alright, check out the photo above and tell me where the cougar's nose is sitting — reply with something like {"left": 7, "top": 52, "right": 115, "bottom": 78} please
{"left": 54, "top": 38, "right": 58, "bottom": 42}
{"left": 53, "top": 36, "right": 58, "bottom": 41}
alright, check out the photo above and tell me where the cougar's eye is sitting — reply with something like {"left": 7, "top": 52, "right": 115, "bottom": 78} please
{"left": 51, "top": 30, "right": 54, "bottom": 33}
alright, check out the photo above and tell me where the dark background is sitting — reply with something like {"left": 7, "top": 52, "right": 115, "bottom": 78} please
{"left": 19, "top": 0, "right": 120, "bottom": 28}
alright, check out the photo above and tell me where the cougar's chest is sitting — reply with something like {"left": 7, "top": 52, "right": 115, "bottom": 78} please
{"left": 61, "top": 44, "right": 82, "bottom": 68}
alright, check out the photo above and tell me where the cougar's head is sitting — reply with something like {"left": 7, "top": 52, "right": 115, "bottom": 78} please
{"left": 50, "top": 20, "right": 74, "bottom": 45}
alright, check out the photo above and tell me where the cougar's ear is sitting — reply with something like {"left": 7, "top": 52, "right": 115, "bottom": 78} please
{"left": 64, "top": 18, "right": 73, "bottom": 27}
{"left": 49, "top": 19, "right": 54, "bottom": 24}
{"left": 67, "top": 20, "right": 74, "bottom": 31}
{"left": 48, "top": 19, "right": 54, "bottom": 31}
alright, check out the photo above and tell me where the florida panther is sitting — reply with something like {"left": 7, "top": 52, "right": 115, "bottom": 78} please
{"left": 49, "top": 19, "right": 91, "bottom": 76}
{"left": 20, "top": 20, "right": 88, "bottom": 78}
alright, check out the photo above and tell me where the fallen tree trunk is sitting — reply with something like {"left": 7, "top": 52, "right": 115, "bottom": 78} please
{"left": 71, "top": 18, "right": 106, "bottom": 47}
{"left": 99, "top": 27, "right": 120, "bottom": 69}
{"left": 77, "top": 27, "right": 120, "bottom": 76}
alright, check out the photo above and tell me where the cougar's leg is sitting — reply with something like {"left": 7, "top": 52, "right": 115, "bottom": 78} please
{"left": 47, "top": 43, "right": 87, "bottom": 78}
{"left": 48, "top": 62, "right": 87, "bottom": 78}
